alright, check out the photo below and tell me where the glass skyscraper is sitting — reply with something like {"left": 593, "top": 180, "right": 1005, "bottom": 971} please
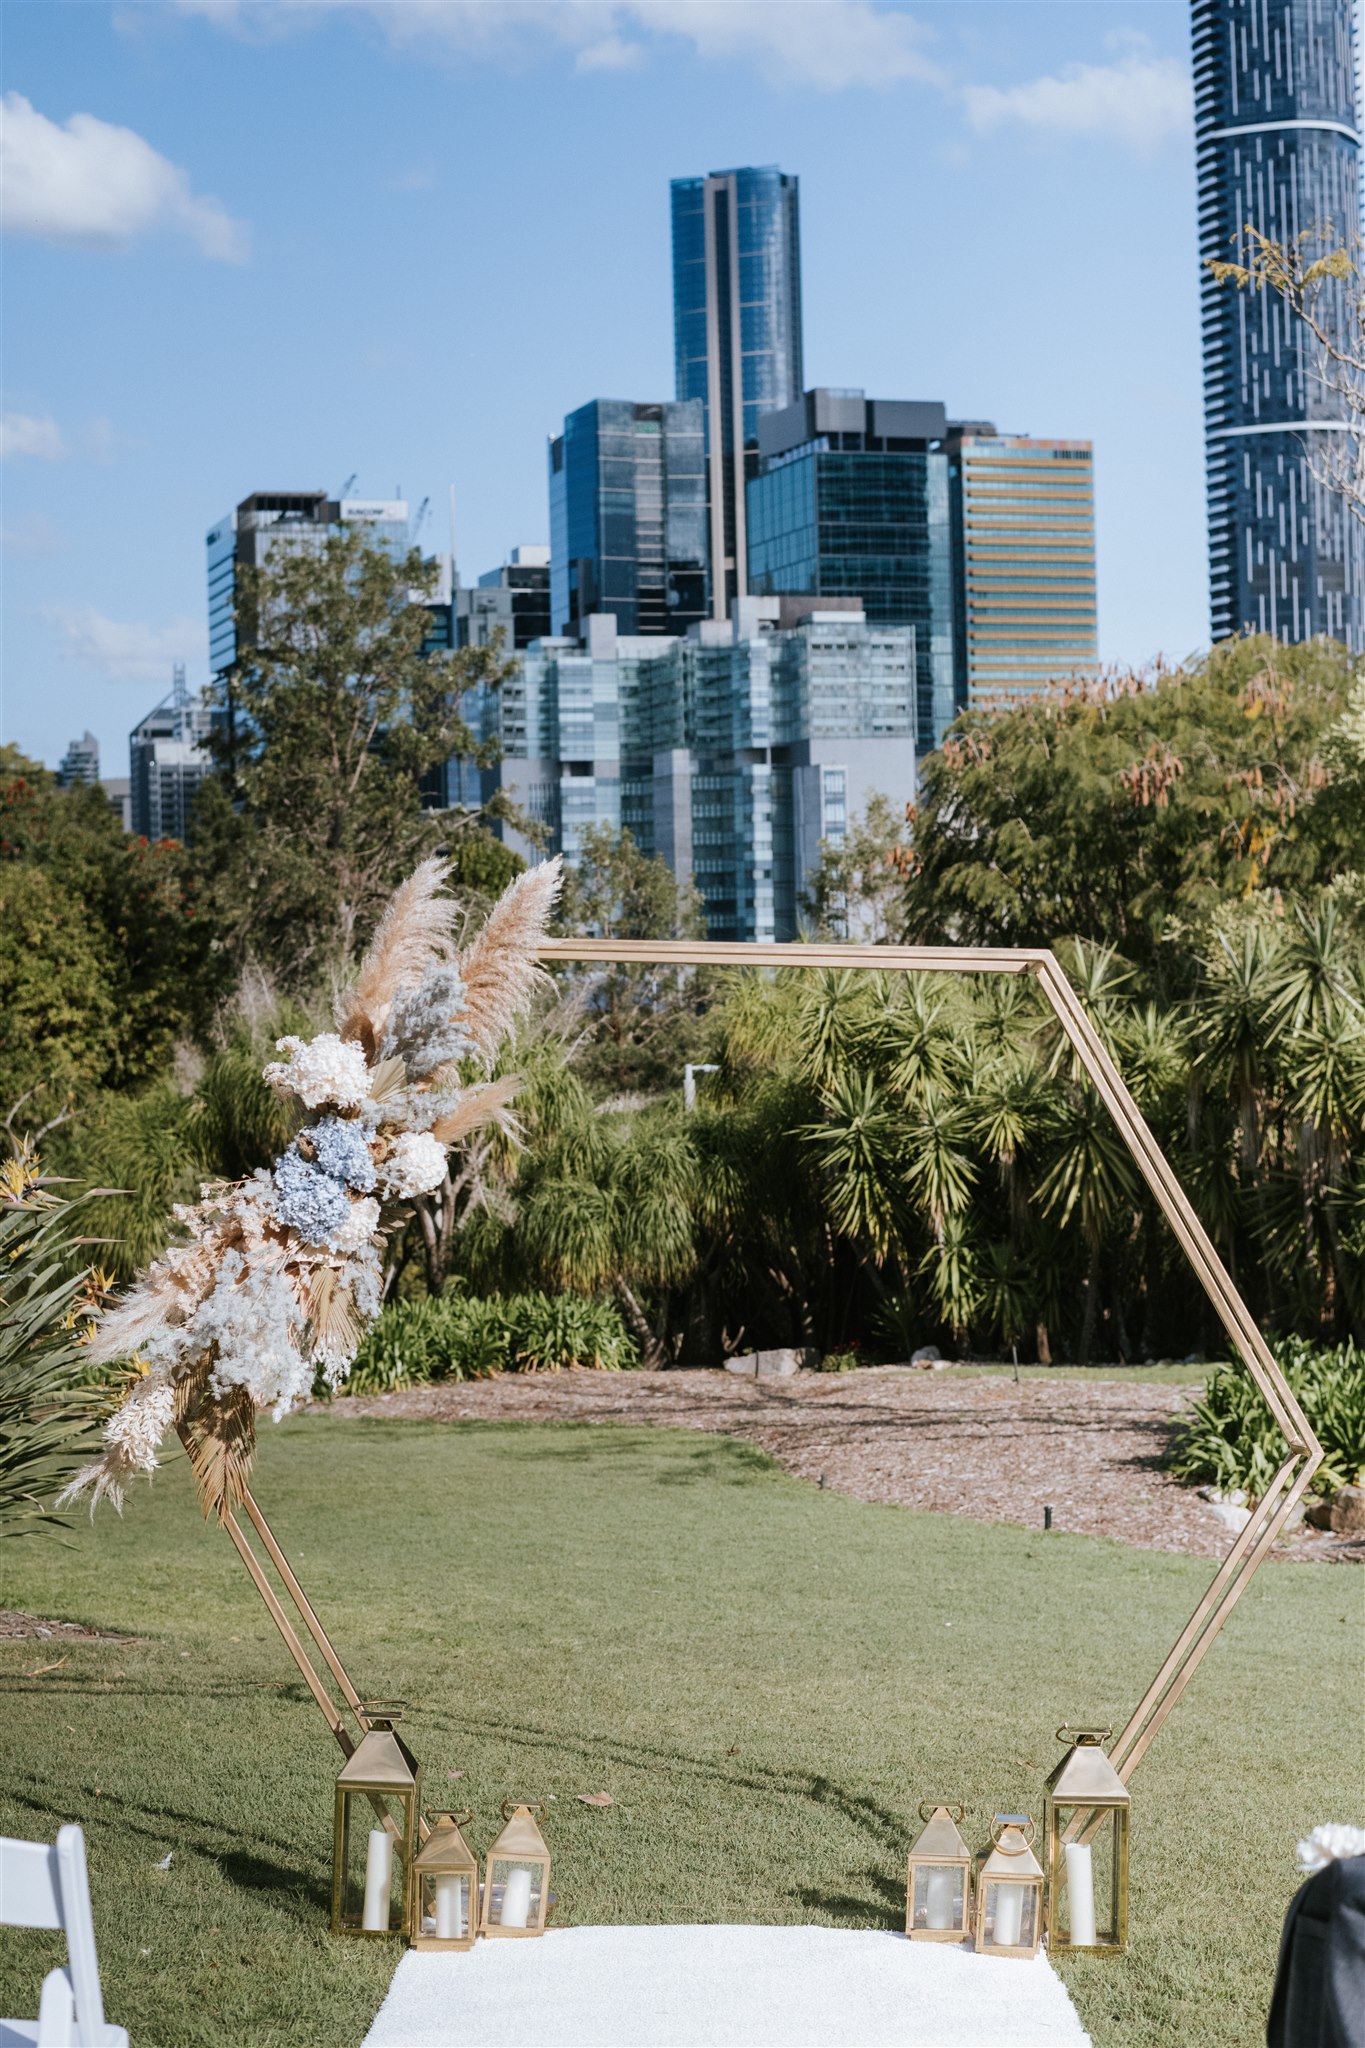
{"left": 671, "top": 165, "right": 804, "bottom": 616}
{"left": 1193, "top": 0, "right": 1362, "bottom": 647}
{"left": 745, "top": 389, "right": 956, "bottom": 750}
{"left": 548, "top": 399, "right": 708, "bottom": 639}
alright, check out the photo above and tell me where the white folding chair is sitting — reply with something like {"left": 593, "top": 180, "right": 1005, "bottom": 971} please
{"left": 0, "top": 1825, "right": 129, "bottom": 2047}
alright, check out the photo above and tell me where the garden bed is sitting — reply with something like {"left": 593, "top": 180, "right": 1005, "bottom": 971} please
{"left": 335, "top": 1367, "right": 1363, "bottom": 1563}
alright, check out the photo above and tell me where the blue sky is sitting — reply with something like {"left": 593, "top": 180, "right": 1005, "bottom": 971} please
{"left": 2, "top": 0, "right": 1203, "bottom": 775}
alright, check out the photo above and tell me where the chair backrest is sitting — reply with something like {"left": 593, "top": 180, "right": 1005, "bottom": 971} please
{"left": 0, "top": 1827, "right": 107, "bottom": 2045}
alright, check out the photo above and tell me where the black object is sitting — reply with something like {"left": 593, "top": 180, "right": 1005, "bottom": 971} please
{"left": 1266, "top": 1853, "right": 1365, "bottom": 2048}
{"left": 1043, "top": 1504, "right": 1053, "bottom": 1531}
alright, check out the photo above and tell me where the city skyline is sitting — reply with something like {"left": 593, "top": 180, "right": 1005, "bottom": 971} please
{"left": 6, "top": 3, "right": 1204, "bottom": 774}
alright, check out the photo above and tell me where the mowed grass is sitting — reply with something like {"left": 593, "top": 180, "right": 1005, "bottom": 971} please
{"left": 1, "top": 1416, "right": 1360, "bottom": 2048}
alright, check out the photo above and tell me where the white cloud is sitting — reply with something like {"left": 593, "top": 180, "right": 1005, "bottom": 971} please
{"left": 0, "top": 92, "right": 249, "bottom": 260}
{"left": 44, "top": 605, "right": 208, "bottom": 684}
{"left": 962, "top": 50, "right": 1191, "bottom": 153}
{"left": 167, "top": 0, "right": 943, "bottom": 90}
{"left": 1, "top": 410, "right": 64, "bottom": 460}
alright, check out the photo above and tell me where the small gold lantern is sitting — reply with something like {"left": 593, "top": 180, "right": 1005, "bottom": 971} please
{"left": 410, "top": 1810, "right": 479, "bottom": 1951}
{"left": 905, "top": 1802, "right": 972, "bottom": 1941}
{"left": 1043, "top": 1727, "right": 1130, "bottom": 1955}
{"left": 972, "top": 1813, "right": 1044, "bottom": 1959}
{"left": 480, "top": 1801, "right": 550, "bottom": 1937}
{"left": 331, "top": 1707, "right": 421, "bottom": 1938}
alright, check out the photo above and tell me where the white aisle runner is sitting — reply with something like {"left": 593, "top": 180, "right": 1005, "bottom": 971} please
{"left": 361, "top": 1924, "right": 1093, "bottom": 2048}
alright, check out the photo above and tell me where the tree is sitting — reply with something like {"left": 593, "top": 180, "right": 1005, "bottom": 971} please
{"left": 1207, "top": 224, "right": 1365, "bottom": 529}
{"left": 195, "top": 526, "right": 519, "bottom": 984}
{"left": 898, "top": 639, "right": 1354, "bottom": 995}
{"left": 0, "top": 748, "right": 221, "bottom": 1117}
{"left": 800, "top": 792, "right": 913, "bottom": 941}
{"left": 556, "top": 824, "right": 710, "bottom": 1096}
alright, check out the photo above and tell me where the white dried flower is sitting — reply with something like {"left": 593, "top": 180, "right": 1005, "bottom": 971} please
{"left": 1296, "top": 1823, "right": 1365, "bottom": 1872}
{"left": 377, "top": 1131, "right": 448, "bottom": 1199}
{"left": 103, "top": 1374, "right": 178, "bottom": 1476}
{"left": 197, "top": 1251, "right": 310, "bottom": 1419}
{"left": 263, "top": 1033, "right": 372, "bottom": 1111}
{"left": 329, "top": 1196, "right": 380, "bottom": 1253}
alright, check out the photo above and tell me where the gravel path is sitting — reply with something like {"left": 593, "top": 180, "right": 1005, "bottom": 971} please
{"left": 333, "top": 1367, "right": 1358, "bottom": 1563}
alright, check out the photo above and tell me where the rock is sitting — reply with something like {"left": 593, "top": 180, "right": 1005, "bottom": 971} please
{"left": 1329, "top": 1483, "right": 1365, "bottom": 1535}
{"left": 1305, "top": 1497, "right": 1335, "bottom": 1531}
{"left": 910, "top": 1345, "right": 942, "bottom": 1366}
{"left": 756, "top": 1347, "right": 819, "bottom": 1376}
{"left": 724, "top": 1354, "right": 758, "bottom": 1375}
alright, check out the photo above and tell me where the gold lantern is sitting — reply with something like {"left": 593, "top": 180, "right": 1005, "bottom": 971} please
{"left": 410, "top": 1810, "right": 479, "bottom": 1952}
{"left": 972, "top": 1813, "right": 1044, "bottom": 1959}
{"left": 905, "top": 1803, "right": 972, "bottom": 1941}
{"left": 480, "top": 1801, "right": 550, "bottom": 1938}
{"left": 1043, "top": 1727, "right": 1130, "bottom": 1955}
{"left": 331, "top": 1708, "right": 421, "bottom": 1938}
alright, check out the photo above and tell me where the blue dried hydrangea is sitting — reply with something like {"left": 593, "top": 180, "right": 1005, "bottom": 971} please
{"left": 380, "top": 960, "right": 473, "bottom": 1080}
{"left": 306, "top": 1116, "right": 377, "bottom": 1192}
{"left": 271, "top": 1149, "right": 351, "bottom": 1245}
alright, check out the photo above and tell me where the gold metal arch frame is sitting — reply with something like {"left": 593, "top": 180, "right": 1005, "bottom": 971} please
{"left": 208, "top": 940, "right": 1322, "bottom": 1793}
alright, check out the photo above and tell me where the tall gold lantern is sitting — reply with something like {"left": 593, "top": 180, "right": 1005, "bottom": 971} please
{"left": 972, "top": 1814, "right": 1044, "bottom": 1959}
{"left": 410, "top": 1810, "right": 479, "bottom": 1952}
{"left": 480, "top": 1802, "right": 551, "bottom": 1938}
{"left": 1043, "top": 1727, "right": 1130, "bottom": 1955}
{"left": 331, "top": 1710, "right": 421, "bottom": 1938}
{"left": 905, "top": 1803, "right": 972, "bottom": 1941}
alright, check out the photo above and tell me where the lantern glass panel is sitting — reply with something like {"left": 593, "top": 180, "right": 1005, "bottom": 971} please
{"left": 417, "top": 1868, "right": 474, "bottom": 1943}
{"left": 486, "top": 1856, "right": 546, "bottom": 1931}
{"left": 910, "top": 1863, "right": 967, "bottom": 1933}
{"left": 1051, "top": 1810, "right": 1124, "bottom": 1949}
{"left": 983, "top": 1878, "right": 1039, "bottom": 1952}
{"left": 335, "top": 1794, "right": 411, "bottom": 1936}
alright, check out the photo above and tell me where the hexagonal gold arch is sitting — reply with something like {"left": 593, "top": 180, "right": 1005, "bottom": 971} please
{"left": 213, "top": 940, "right": 1322, "bottom": 1789}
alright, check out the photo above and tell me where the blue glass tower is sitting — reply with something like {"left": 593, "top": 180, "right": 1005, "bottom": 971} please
{"left": 549, "top": 399, "right": 707, "bottom": 639}
{"left": 671, "top": 165, "right": 803, "bottom": 617}
{"left": 1194, "top": 0, "right": 1363, "bottom": 647}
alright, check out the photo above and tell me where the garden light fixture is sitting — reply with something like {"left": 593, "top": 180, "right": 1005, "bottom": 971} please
{"left": 331, "top": 1709, "right": 421, "bottom": 1938}
{"left": 410, "top": 1810, "right": 479, "bottom": 1951}
{"left": 1043, "top": 1727, "right": 1130, "bottom": 1954}
{"left": 905, "top": 1802, "right": 973, "bottom": 1941}
{"left": 973, "top": 1814, "right": 1044, "bottom": 1959}
{"left": 480, "top": 1802, "right": 551, "bottom": 1937}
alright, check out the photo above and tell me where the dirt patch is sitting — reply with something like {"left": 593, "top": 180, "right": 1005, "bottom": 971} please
{"left": 0, "top": 1610, "right": 141, "bottom": 1643}
{"left": 334, "top": 1367, "right": 1361, "bottom": 1564}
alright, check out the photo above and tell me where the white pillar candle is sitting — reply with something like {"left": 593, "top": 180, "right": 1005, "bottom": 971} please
{"left": 991, "top": 1882, "right": 1023, "bottom": 1948}
{"left": 362, "top": 1827, "right": 393, "bottom": 1932}
{"left": 434, "top": 1874, "right": 466, "bottom": 1941}
{"left": 925, "top": 1868, "right": 954, "bottom": 1930}
{"left": 498, "top": 1865, "right": 533, "bottom": 1929}
{"left": 1064, "top": 1842, "right": 1097, "bottom": 1946}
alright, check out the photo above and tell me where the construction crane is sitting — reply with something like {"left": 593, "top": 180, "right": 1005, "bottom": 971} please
{"left": 339, "top": 473, "right": 358, "bottom": 499}
{"left": 413, "top": 496, "right": 430, "bottom": 536}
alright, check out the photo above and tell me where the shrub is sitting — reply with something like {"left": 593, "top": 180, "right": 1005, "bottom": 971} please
{"left": 0, "top": 1155, "right": 110, "bottom": 1534}
{"left": 344, "top": 1290, "right": 636, "bottom": 1393}
{"left": 1167, "top": 1338, "right": 1365, "bottom": 1499}
{"left": 502, "top": 1291, "right": 636, "bottom": 1373}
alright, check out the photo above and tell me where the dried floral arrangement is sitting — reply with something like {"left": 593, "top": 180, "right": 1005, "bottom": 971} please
{"left": 60, "top": 854, "right": 562, "bottom": 1520}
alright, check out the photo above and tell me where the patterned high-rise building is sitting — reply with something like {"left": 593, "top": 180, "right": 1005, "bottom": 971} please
{"left": 671, "top": 166, "right": 804, "bottom": 617}
{"left": 1193, "top": 0, "right": 1363, "bottom": 648}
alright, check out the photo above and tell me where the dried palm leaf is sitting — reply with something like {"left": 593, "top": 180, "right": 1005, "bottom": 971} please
{"left": 430, "top": 1075, "right": 521, "bottom": 1147}
{"left": 338, "top": 857, "right": 458, "bottom": 1055}
{"left": 457, "top": 857, "right": 563, "bottom": 1066}
{"left": 303, "top": 1265, "right": 363, "bottom": 1360}
{"left": 178, "top": 1379, "right": 256, "bottom": 1521}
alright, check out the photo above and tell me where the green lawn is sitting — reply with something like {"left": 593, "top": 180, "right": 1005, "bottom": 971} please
{"left": 1, "top": 1416, "right": 1359, "bottom": 2048}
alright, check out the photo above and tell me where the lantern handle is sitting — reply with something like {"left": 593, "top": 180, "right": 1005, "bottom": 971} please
{"left": 918, "top": 1801, "right": 966, "bottom": 1823}
{"left": 501, "top": 1799, "right": 549, "bottom": 1822}
{"left": 989, "top": 1813, "right": 1037, "bottom": 1850}
{"left": 361, "top": 1698, "right": 409, "bottom": 1727}
{"left": 1055, "top": 1725, "right": 1113, "bottom": 1747}
{"left": 435, "top": 1809, "right": 474, "bottom": 1829}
